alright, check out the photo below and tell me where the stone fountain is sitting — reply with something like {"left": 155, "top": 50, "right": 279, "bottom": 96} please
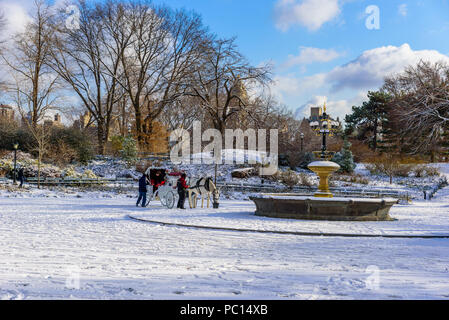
{"left": 250, "top": 103, "right": 397, "bottom": 221}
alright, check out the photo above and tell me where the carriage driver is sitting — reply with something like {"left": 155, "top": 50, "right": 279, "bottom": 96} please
{"left": 136, "top": 173, "right": 150, "bottom": 207}
{"left": 176, "top": 173, "right": 189, "bottom": 209}
{"left": 151, "top": 170, "right": 165, "bottom": 193}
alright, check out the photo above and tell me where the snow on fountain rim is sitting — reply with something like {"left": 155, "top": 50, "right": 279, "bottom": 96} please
{"left": 252, "top": 194, "right": 398, "bottom": 203}
{"left": 308, "top": 161, "right": 340, "bottom": 168}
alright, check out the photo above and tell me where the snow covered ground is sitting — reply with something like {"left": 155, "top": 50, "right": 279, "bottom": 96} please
{"left": 1, "top": 186, "right": 449, "bottom": 300}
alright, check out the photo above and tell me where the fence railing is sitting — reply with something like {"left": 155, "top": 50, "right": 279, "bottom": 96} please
{"left": 1, "top": 176, "right": 411, "bottom": 201}
{"left": 25, "top": 177, "right": 135, "bottom": 185}
{"left": 423, "top": 177, "right": 448, "bottom": 200}
{"left": 217, "top": 181, "right": 410, "bottom": 201}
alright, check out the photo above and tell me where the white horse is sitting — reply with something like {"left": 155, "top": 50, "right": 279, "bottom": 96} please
{"left": 187, "top": 177, "right": 220, "bottom": 208}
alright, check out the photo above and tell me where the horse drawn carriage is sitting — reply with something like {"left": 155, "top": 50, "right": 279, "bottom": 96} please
{"left": 142, "top": 167, "right": 220, "bottom": 209}
{"left": 144, "top": 167, "right": 179, "bottom": 209}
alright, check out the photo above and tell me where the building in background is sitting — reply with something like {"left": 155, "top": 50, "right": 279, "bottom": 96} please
{"left": 0, "top": 104, "right": 15, "bottom": 122}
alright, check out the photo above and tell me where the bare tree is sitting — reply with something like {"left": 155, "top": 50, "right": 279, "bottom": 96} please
{"left": 0, "top": 9, "right": 6, "bottom": 50}
{"left": 106, "top": 1, "right": 209, "bottom": 148}
{"left": 186, "top": 38, "right": 271, "bottom": 134}
{"left": 158, "top": 95, "right": 203, "bottom": 132}
{"left": 1, "top": 0, "right": 60, "bottom": 128}
{"left": 17, "top": 106, "right": 50, "bottom": 189}
{"left": 0, "top": 10, "right": 6, "bottom": 92}
{"left": 0, "top": 1, "right": 61, "bottom": 187}
{"left": 48, "top": 0, "right": 127, "bottom": 154}
{"left": 383, "top": 61, "right": 449, "bottom": 157}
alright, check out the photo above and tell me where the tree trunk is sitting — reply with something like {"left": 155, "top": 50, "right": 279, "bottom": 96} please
{"left": 373, "top": 119, "right": 378, "bottom": 151}
{"left": 38, "top": 151, "right": 41, "bottom": 189}
{"left": 97, "top": 119, "right": 106, "bottom": 155}
{"left": 135, "top": 110, "right": 143, "bottom": 149}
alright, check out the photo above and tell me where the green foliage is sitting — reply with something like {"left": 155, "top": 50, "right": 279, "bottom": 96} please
{"left": 48, "top": 127, "right": 95, "bottom": 164}
{"left": 110, "top": 135, "right": 124, "bottom": 157}
{"left": 0, "top": 124, "right": 94, "bottom": 165}
{"left": 298, "top": 152, "right": 314, "bottom": 169}
{"left": 120, "top": 136, "right": 138, "bottom": 166}
{"left": 332, "top": 138, "right": 356, "bottom": 173}
{"left": 0, "top": 122, "right": 34, "bottom": 152}
{"left": 344, "top": 91, "right": 391, "bottom": 151}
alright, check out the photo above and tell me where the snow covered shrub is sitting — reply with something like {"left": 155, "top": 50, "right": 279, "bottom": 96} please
{"left": 334, "top": 174, "right": 370, "bottom": 185}
{"left": 298, "top": 172, "right": 313, "bottom": 187}
{"left": 413, "top": 165, "right": 426, "bottom": 178}
{"left": 63, "top": 166, "right": 81, "bottom": 179}
{"left": 394, "top": 164, "right": 417, "bottom": 177}
{"left": 231, "top": 167, "right": 256, "bottom": 179}
{"left": 350, "top": 175, "right": 369, "bottom": 184}
{"left": 0, "top": 155, "right": 61, "bottom": 178}
{"left": 82, "top": 169, "right": 97, "bottom": 179}
{"left": 0, "top": 159, "right": 14, "bottom": 177}
{"left": 277, "top": 170, "right": 300, "bottom": 188}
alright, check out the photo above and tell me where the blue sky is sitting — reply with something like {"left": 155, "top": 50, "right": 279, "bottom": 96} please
{"left": 2, "top": 0, "right": 449, "bottom": 120}
{"left": 152, "top": 0, "right": 449, "bottom": 120}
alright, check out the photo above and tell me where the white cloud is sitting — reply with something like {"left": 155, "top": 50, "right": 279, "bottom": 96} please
{"left": 271, "top": 73, "right": 326, "bottom": 101}
{"left": 274, "top": 0, "right": 341, "bottom": 32}
{"left": 326, "top": 43, "right": 449, "bottom": 91}
{"left": 398, "top": 4, "right": 408, "bottom": 17}
{"left": 282, "top": 47, "right": 343, "bottom": 69}
{"left": 295, "top": 92, "right": 366, "bottom": 121}
{"left": 275, "top": 44, "right": 449, "bottom": 119}
{"left": 0, "top": 1, "right": 32, "bottom": 38}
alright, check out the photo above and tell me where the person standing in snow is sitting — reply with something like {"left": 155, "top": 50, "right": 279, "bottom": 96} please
{"left": 176, "top": 173, "right": 189, "bottom": 209}
{"left": 17, "top": 168, "right": 24, "bottom": 188}
{"left": 136, "top": 173, "right": 150, "bottom": 207}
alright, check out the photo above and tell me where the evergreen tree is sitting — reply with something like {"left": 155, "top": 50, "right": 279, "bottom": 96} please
{"left": 333, "top": 138, "right": 356, "bottom": 173}
{"left": 345, "top": 91, "right": 391, "bottom": 151}
{"left": 121, "top": 136, "right": 138, "bottom": 166}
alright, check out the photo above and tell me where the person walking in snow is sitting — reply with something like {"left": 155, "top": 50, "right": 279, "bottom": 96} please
{"left": 136, "top": 173, "right": 150, "bottom": 207}
{"left": 17, "top": 168, "right": 24, "bottom": 188}
{"left": 176, "top": 173, "right": 189, "bottom": 209}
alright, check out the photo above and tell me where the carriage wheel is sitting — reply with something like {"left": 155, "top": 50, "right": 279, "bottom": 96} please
{"left": 165, "top": 191, "right": 176, "bottom": 209}
{"left": 145, "top": 194, "right": 151, "bottom": 207}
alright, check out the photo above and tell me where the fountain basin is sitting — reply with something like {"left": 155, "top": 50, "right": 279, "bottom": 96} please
{"left": 250, "top": 194, "right": 398, "bottom": 221}
{"left": 308, "top": 160, "right": 340, "bottom": 198}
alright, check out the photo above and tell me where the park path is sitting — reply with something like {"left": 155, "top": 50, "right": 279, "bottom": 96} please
{"left": 0, "top": 192, "right": 448, "bottom": 299}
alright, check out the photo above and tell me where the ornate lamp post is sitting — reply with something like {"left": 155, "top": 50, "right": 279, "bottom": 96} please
{"left": 300, "top": 132, "right": 304, "bottom": 153}
{"left": 307, "top": 103, "right": 341, "bottom": 198}
{"left": 309, "top": 103, "right": 340, "bottom": 160}
{"left": 13, "top": 142, "right": 19, "bottom": 184}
